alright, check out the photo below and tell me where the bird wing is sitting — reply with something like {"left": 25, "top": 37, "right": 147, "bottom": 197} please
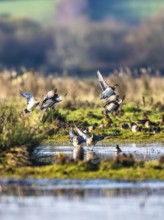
{"left": 19, "top": 90, "right": 33, "bottom": 104}
{"left": 69, "top": 129, "right": 76, "bottom": 143}
{"left": 96, "top": 70, "right": 108, "bottom": 91}
{"left": 118, "top": 95, "right": 125, "bottom": 105}
{"left": 93, "top": 135, "right": 105, "bottom": 143}
{"left": 69, "top": 129, "right": 77, "bottom": 139}
{"left": 40, "top": 99, "right": 55, "bottom": 110}
{"left": 42, "top": 89, "right": 57, "bottom": 101}
{"left": 74, "top": 124, "right": 88, "bottom": 141}
{"left": 122, "top": 95, "right": 126, "bottom": 102}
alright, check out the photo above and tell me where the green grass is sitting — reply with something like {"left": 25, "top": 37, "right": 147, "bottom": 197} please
{"left": 0, "top": 159, "right": 164, "bottom": 180}
{"left": 50, "top": 103, "right": 164, "bottom": 143}
{"left": 0, "top": 101, "right": 163, "bottom": 180}
{"left": 0, "top": 103, "right": 41, "bottom": 151}
{"left": 0, "top": 101, "right": 163, "bottom": 152}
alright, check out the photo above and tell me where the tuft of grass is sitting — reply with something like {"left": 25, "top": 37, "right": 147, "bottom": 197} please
{"left": 0, "top": 103, "right": 41, "bottom": 151}
{"left": 110, "top": 154, "right": 136, "bottom": 169}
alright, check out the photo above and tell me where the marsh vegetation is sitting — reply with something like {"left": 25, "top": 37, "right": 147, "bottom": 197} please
{"left": 0, "top": 68, "right": 163, "bottom": 179}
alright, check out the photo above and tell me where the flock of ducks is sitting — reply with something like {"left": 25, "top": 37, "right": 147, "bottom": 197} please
{"left": 19, "top": 70, "right": 162, "bottom": 162}
{"left": 20, "top": 70, "right": 124, "bottom": 115}
{"left": 96, "top": 70, "right": 125, "bottom": 115}
{"left": 20, "top": 89, "right": 65, "bottom": 113}
{"left": 68, "top": 71, "right": 126, "bottom": 161}
{"left": 120, "top": 114, "right": 162, "bottom": 134}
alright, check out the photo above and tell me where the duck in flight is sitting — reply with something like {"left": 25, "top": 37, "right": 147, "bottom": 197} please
{"left": 19, "top": 90, "right": 40, "bottom": 114}
{"left": 74, "top": 123, "right": 107, "bottom": 148}
{"left": 69, "top": 128, "right": 85, "bottom": 161}
{"left": 103, "top": 95, "right": 125, "bottom": 115}
{"left": 40, "top": 89, "right": 65, "bottom": 111}
{"left": 69, "top": 128, "right": 85, "bottom": 148}
{"left": 96, "top": 70, "right": 119, "bottom": 100}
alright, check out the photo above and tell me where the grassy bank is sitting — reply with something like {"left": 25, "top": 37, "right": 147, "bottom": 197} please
{"left": 0, "top": 158, "right": 164, "bottom": 180}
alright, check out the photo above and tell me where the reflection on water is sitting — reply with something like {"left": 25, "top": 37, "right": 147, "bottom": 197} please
{"left": 0, "top": 179, "right": 164, "bottom": 220}
{"left": 32, "top": 142, "right": 164, "bottom": 164}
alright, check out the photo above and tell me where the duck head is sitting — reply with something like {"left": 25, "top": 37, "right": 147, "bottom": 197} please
{"left": 54, "top": 93, "right": 63, "bottom": 103}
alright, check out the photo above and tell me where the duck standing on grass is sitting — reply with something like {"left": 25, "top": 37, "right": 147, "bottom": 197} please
{"left": 121, "top": 122, "right": 129, "bottom": 130}
{"left": 130, "top": 122, "right": 141, "bottom": 133}
{"left": 19, "top": 90, "right": 40, "bottom": 114}
{"left": 128, "top": 117, "right": 142, "bottom": 132}
{"left": 96, "top": 70, "right": 119, "bottom": 100}
{"left": 40, "top": 89, "right": 65, "bottom": 111}
{"left": 74, "top": 124, "right": 107, "bottom": 149}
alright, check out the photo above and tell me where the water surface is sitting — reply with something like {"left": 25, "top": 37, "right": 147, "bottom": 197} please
{"left": 0, "top": 179, "right": 164, "bottom": 220}
{"left": 32, "top": 142, "right": 164, "bottom": 164}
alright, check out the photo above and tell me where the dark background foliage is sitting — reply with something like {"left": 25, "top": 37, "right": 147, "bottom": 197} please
{"left": 0, "top": 0, "right": 164, "bottom": 75}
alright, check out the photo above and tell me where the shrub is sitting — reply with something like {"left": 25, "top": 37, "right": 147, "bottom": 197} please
{"left": 0, "top": 103, "right": 40, "bottom": 151}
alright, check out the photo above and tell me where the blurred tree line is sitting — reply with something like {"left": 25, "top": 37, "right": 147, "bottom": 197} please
{"left": 0, "top": 14, "right": 164, "bottom": 74}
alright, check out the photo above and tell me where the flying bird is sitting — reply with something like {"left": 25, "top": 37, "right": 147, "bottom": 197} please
{"left": 40, "top": 89, "right": 64, "bottom": 111}
{"left": 106, "top": 94, "right": 119, "bottom": 103}
{"left": 74, "top": 123, "right": 107, "bottom": 148}
{"left": 69, "top": 128, "right": 85, "bottom": 148}
{"left": 96, "top": 70, "right": 119, "bottom": 100}
{"left": 69, "top": 128, "right": 85, "bottom": 161}
{"left": 103, "top": 95, "right": 125, "bottom": 115}
{"left": 19, "top": 90, "right": 40, "bottom": 114}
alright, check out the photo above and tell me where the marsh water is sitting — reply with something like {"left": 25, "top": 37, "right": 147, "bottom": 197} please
{"left": 32, "top": 142, "right": 164, "bottom": 164}
{"left": 0, "top": 179, "right": 164, "bottom": 220}
{"left": 0, "top": 142, "right": 164, "bottom": 220}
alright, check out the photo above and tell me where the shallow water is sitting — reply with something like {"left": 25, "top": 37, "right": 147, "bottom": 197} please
{"left": 2, "top": 143, "right": 163, "bottom": 220}
{"left": 0, "top": 179, "right": 164, "bottom": 220}
{"left": 32, "top": 142, "right": 164, "bottom": 164}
